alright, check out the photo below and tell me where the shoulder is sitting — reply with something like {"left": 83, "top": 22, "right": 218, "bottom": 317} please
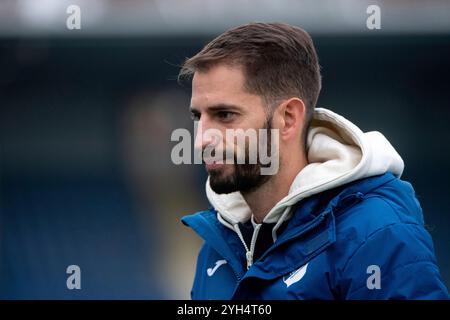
{"left": 328, "top": 174, "right": 438, "bottom": 275}
{"left": 326, "top": 176, "right": 449, "bottom": 297}
{"left": 321, "top": 176, "right": 450, "bottom": 298}
{"left": 334, "top": 174, "right": 426, "bottom": 246}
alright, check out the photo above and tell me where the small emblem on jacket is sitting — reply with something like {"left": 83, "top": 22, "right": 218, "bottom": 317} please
{"left": 283, "top": 263, "right": 308, "bottom": 287}
{"left": 207, "top": 259, "right": 227, "bottom": 277}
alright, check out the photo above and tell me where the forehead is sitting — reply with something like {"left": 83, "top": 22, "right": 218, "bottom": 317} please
{"left": 191, "top": 64, "right": 257, "bottom": 108}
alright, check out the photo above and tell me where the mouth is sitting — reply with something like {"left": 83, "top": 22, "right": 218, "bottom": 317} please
{"left": 204, "top": 160, "right": 225, "bottom": 171}
{"left": 203, "top": 158, "right": 227, "bottom": 171}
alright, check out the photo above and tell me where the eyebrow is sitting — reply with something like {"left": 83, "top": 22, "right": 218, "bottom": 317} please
{"left": 189, "top": 103, "right": 244, "bottom": 114}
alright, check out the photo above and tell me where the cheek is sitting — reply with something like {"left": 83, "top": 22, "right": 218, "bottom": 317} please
{"left": 222, "top": 111, "right": 268, "bottom": 157}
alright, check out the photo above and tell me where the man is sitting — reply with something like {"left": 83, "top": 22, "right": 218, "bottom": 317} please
{"left": 179, "top": 22, "right": 449, "bottom": 299}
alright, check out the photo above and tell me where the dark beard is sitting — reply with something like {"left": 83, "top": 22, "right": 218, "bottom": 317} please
{"left": 208, "top": 116, "right": 274, "bottom": 194}
{"left": 209, "top": 162, "right": 271, "bottom": 194}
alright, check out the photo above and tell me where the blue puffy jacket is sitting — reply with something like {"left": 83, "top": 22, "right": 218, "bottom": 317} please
{"left": 182, "top": 172, "right": 449, "bottom": 299}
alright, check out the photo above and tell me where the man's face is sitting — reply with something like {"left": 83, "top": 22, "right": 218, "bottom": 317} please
{"left": 190, "top": 64, "right": 276, "bottom": 194}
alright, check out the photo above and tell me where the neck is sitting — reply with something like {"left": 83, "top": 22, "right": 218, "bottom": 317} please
{"left": 242, "top": 151, "right": 307, "bottom": 223}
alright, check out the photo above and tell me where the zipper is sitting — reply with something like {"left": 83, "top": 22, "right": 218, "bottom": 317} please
{"left": 232, "top": 194, "right": 360, "bottom": 279}
{"left": 234, "top": 223, "right": 262, "bottom": 269}
{"left": 234, "top": 210, "right": 330, "bottom": 271}
{"left": 248, "top": 224, "right": 262, "bottom": 268}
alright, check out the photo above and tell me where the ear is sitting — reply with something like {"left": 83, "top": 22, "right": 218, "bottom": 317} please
{"left": 277, "top": 98, "right": 306, "bottom": 141}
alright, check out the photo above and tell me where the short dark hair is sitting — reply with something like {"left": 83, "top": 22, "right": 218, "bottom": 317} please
{"left": 179, "top": 22, "right": 322, "bottom": 146}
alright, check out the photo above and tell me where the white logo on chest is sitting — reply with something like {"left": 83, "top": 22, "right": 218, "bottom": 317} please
{"left": 207, "top": 259, "right": 227, "bottom": 277}
{"left": 283, "top": 263, "right": 308, "bottom": 287}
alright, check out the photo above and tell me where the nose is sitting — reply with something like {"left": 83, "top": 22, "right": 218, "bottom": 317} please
{"left": 194, "top": 119, "right": 213, "bottom": 152}
{"left": 194, "top": 119, "right": 223, "bottom": 155}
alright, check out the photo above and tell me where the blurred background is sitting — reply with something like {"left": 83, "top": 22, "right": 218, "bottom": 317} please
{"left": 0, "top": 0, "right": 449, "bottom": 299}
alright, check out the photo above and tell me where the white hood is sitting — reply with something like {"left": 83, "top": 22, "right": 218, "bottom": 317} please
{"left": 206, "top": 107, "right": 404, "bottom": 231}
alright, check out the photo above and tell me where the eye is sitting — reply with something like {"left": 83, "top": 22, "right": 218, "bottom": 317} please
{"left": 216, "top": 111, "right": 236, "bottom": 122}
{"left": 190, "top": 111, "right": 201, "bottom": 121}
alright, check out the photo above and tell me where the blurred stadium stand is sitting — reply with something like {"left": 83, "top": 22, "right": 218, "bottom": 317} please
{"left": 0, "top": 0, "right": 449, "bottom": 299}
